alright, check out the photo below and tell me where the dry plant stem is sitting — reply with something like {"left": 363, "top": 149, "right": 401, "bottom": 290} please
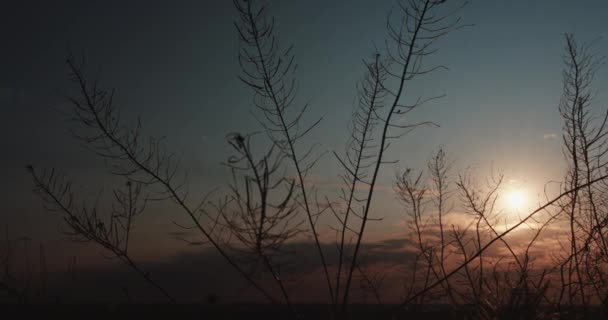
{"left": 61, "top": 60, "right": 279, "bottom": 304}
{"left": 457, "top": 172, "right": 502, "bottom": 304}
{"left": 0, "top": 228, "right": 28, "bottom": 303}
{"left": 452, "top": 225, "right": 477, "bottom": 302}
{"left": 234, "top": 0, "right": 334, "bottom": 303}
{"left": 221, "top": 134, "right": 297, "bottom": 310}
{"left": 333, "top": 55, "right": 385, "bottom": 304}
{"left": 356, "top": 265, "right": 384, "bottom": 305}
{"left": 428, "top": 149, "right": 457, "bottom": 304}
{"left": 397, "top": 171, "right": 608, "bottom": 309}
{"left": 396, "top": 169, "right": 446, "bottom": 304}
{"left": 342, "top": 0, "right": 443, "bottom": 308}
{"left": 28, "top": 169, "right": 176, "bottom": 303}
{"left": 397, "top": 150, "right": 458, "bottom": 304}
{"left": 341, "top": 2, "right": 432, "bottom": 308}
{"left": 567, "top": 95, "right": 583, "bottom": 308}
{"left": 342, "top": 253, "right": 385, "bottom": 305}
{"left": 457, "top": 173, "right": 553, "bottom": 313}
{"left": 557, "top": 34, "right": 606, "bottom": 310}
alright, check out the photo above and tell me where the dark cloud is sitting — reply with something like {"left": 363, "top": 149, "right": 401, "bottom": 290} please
{"left": 9, "top": 221, "right": 578, "bottom": 304}
{"left": 33, "top": 238, "right": 419, "bottom": 303}
{"left": 371, "top": 238, "right": 412, "bottom": 250}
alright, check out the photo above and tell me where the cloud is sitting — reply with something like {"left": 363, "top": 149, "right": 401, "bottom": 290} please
{"left": 40, "top": 238, "right": 419, "bottom": 303}
{"left": 38, "top": 217, "right": 577, "bottom": 304}
{"left": 315, "top": 200, "right": 343, "bottom": 211}
{"left": 543, "top": 133, "right": 558, "bottom": 140}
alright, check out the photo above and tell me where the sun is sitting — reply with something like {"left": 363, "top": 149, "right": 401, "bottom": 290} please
{"left": 505, "top": 190, "right": 526, "bottom": 210}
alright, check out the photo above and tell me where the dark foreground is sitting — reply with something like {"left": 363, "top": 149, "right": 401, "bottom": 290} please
{"left": 4, "top": 303, "right": 606, "bottom": 319}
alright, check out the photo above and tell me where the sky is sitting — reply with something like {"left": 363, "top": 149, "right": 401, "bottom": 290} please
{"left": 2, "top": 0, "right": 608, "bottom": 303}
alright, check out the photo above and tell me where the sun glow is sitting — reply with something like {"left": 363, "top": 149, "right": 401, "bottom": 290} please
{"left": 505, "top": 190, "right": 526, "bottom": 210}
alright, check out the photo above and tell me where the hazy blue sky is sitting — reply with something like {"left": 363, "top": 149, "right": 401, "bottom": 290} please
{"left": 1, "top": 0, "right": 608, "bottom": 272}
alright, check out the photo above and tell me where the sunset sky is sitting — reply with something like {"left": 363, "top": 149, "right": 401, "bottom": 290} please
{"left": 2, "top": 0, "right": 608, "bottom": 303}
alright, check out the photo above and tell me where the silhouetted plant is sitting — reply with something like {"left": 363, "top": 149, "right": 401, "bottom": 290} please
{"left": 0, "top": 227, "right": 26, "bottom": 303}
{"left": 332, "top": 53, "right": 387, "bottom": 307}
{"left": 555, "top": 33, "right": 608, "bottom": 314}
{"left": 27, "top": 53, "right": 282, "bottom": 304}
{"left": 27, "top": 165, "right": 176, "bottom": 302}
{"left": 336, "top": 0, "right": 468, "bottom": 312}
{"left": 216, "top": 132, "right": 304, "bottom": 310}
{"left": 25, "top": 1, "right": 608, "bottom": 319}
{"left": 233, "top": 0, "right": 333, "bottom": 306}
{"left": 0, "top": 229, "right": 50, "bottom": 304}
